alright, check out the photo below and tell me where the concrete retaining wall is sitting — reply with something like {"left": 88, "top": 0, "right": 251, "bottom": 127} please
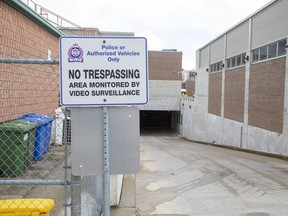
{"left": 179, "top": 59, "right": 288, "bottom": 157}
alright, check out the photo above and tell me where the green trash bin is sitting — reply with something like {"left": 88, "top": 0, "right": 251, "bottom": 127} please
{"left": 0, "top": 120, "right": 38, "bottom": 177}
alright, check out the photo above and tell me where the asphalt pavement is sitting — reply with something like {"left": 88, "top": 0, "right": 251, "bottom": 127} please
{"left": 114, "top": 128, "right": 288, "bottom": 216}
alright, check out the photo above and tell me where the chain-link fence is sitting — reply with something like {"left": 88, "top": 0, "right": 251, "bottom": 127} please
{"left": 0, "top": 56, "right": 71, "bottom": 216}
{"left": 81, "top": 176, "right": 103, "bottom": 215}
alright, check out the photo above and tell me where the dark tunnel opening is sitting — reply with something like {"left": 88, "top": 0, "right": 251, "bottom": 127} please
{"left": 140, "top": 111, "right": 172, "bottom": 128}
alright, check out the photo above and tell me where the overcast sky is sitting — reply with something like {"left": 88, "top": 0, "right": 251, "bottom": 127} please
{"left": 28, "top": 0, "right": 271, "bottom": 69}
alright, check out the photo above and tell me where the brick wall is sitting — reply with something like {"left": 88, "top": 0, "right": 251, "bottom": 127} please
{"left": 248, "top": 58, "right": 285, "bottom": 134}
{"left": 208, "top": 72, "right": 222, "bottom": 116}
{"left": 148, "top": 51, "right": 182, "bottom": 80}
{"left": 224, "top": 67, "right": 245, "bottom": 122}
{"left": 0, "top": 2, "right": 60, "bottom": 122}
{"left": 185, "top": 80, "right": 195, "bottom": 96}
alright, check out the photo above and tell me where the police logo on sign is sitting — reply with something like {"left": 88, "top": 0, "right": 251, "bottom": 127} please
{"left": 68, "top": 43, "right": 84, "bottom": 62}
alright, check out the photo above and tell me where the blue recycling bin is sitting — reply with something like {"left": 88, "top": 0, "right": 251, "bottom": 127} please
{"left": 17, "top": 114, "right": 53, "bottom": 160}
{"left": 23, "top": 114, "right": 53, "bottom": 153}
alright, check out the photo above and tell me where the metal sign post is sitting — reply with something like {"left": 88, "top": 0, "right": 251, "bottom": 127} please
{"left": 60, "top": 36, "right": 148, "bottom": 216}
{"left": 103, "top": 107, "right": 110, "bottom": 216}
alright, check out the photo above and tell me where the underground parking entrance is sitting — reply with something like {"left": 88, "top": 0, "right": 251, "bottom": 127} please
{"left": 140, "top": 110, "right": 180, "bottom": 134}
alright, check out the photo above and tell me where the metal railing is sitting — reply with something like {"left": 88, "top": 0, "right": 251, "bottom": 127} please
{"left": 24, "top": 0, "right": 82, "bottom": 28}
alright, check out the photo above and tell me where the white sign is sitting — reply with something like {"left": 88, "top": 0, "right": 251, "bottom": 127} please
{"left": 60, "top": 36, "right": 148, "bottom": 106}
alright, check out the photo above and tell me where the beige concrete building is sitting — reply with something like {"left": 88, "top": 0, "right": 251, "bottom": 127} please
{"left": 180, "top": 0, "right": 288, "bottom": 157}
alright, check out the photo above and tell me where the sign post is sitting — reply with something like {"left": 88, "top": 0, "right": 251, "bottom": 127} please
{"left": 103, "top": 106, "right": 110, "bottom": 216}
{"left": 60, "top": 36, "right": 148, "bottom": 216}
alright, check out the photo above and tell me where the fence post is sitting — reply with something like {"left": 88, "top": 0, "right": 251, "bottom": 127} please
{"left": 71, "top": 175, "right": 81, "bottom": 216}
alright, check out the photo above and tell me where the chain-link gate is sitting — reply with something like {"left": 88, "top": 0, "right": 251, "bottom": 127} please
{"left": 0, "top": 57, "right": 72, "bottom": 216}
{"left": 0, "top": 56, "right": 110, "bottom": 216}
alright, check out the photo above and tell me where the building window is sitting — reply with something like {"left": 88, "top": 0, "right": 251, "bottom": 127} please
{"left": 210, "top": 61, "right": 223, "bottom": 73}
{"left": 252, "top": 48, "right": 259, "bottom": 62}
{"left": 188, "top": 71, "right": 197, "bottom": 80}
{"left": 260, "top": 46, "right": 267, "bottom": 61}
{"left": 227, "top": 58, "right": 231, "bottom": 68}
{"left": 226, "top": 53, "right": 246, "bottom": 69}
{"left": 216, "top": 63, "right": 220, "bottom": 71}
{"left": 252, "top": 38, "right": 287, "bottom": 63}
{"left": 268, "top": 42, "right": 277, "bottom": 59}
{"left": 231, "top": 57, "right": 236, "bottom": 67}
{"left": 236, "top": 55, "right": 241, "bottom": 66}
{"left": 241, "top": 53, "right": 246, "bottom": 65}
{"left": 278, "top": 39, "right": 286, "bottom": 56}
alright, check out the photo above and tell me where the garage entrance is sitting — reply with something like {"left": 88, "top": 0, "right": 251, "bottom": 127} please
{"left": 140, "top": 111, "right": 172, "bottom": 128}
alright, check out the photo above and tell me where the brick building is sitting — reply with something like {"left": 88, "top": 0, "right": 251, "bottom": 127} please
{"left": 0, "top": 0, "right": 63, "bottom": 122}
{"left": 1, "top": 0, "right": 184, "bottom": 132}
{"left": 146, "top": 50, "right": 182, "bottom": 108}
{"left": 201, "top": 0, "right": 287, "bottom": 135}
{"left": 148, "top": 50, "right": 182, "bottom": 81}
{"left": 182, "top": 69, "right": 196, "bottom": 97}
{"left": 140, "top": 50, "right": 182, "bottom": 127}
{"left": 180, "top": 0, "right": 288, "bottom": 156}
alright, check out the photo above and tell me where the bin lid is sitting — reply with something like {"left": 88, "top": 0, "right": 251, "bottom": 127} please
{"left": 24, "top": 114, "right": 53, "bottom": 122}
{"left": 0, "top": 120, "right": 38, "bottom": 132}
{"left": 17, "top": 117, "right": 49, "bottom": 125}
{"left": 0, "top": 198, "right": 54, "bottom": 212}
